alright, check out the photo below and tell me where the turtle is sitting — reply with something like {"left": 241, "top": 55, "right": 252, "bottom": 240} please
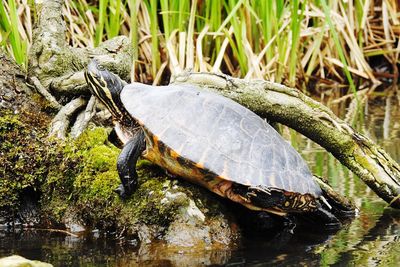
{"left": 85, "top": 60, "right": 341, "bottom": 226}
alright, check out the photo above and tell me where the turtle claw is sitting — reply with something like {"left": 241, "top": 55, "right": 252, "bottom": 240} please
{"left": 114, "top": 182, "right": 136, "bottom": 199}
{"left": 282, "top": 215, "right": 297, "bottom": 234}
{"left": 114, "top": 184, "right": 127, "bottom": 199}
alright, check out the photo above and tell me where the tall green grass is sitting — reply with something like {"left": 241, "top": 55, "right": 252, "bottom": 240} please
{"left": 1, "top": 0, "right": 398, "bottom": 93}
{"left": 94, "top": 0, "right": 125, "bottom": 46}
{"left": 288, "top": 0, "right": 304, "bottom": 86}
{"left": 145, "top": 0, "right": 161, "bottom": 78}
{"left": 128, "top": 0, "right": 138, "bottom": 81}
{"left": 321, "top": 0, "right": 357, "bottom": 95}
{"left": 0, "top": 0, "right": 28, "bottom": 68}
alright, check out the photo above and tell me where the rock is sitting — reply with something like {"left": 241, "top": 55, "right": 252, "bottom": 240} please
{"left": 64, "top": 214, "right": 86, "bottom": 234}
{"left": 164, "top": 195, "right": 239, "bottom": 248}
{"left": 0, "top": 255, "right": 52, "bottom": 267}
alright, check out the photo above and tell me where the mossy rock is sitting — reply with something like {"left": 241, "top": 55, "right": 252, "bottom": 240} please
{"left": 0, "top": 105, "right": 57, "bottom": 220}
{"left": 42, "top": 127, "right": 239, "bottom": 247}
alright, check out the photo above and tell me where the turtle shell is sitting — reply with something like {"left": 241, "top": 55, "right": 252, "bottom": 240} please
{"left": 120, "top": 83, "right": 322, "bottom": 197}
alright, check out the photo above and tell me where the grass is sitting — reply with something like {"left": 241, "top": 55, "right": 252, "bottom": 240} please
{"left": 0, "top": 0, "right": 399, "bottom": 93}
{"left": 0, "top": 0, "right": 31, "bottom": 69}
{"left": 320, "top": 0, "right": 357, "bottom": 96}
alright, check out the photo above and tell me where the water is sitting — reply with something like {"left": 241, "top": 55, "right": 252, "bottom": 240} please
{"left": 1, "top": 94, "right": 399, "bottom": 266}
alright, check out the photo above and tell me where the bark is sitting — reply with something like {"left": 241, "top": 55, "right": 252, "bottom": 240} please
{"left": 48, "top": 97, "right": 87, "bottom": 139}
{"left": 0, "top": 52, "right": 31, "bottom": 111}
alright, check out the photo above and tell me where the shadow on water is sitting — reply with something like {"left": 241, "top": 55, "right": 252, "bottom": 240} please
{"left": 1, "top": 90, "right": 399, "bottom": 266}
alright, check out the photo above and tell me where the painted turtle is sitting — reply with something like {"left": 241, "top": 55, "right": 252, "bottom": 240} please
{"left": 85, "top": 61, "right": 340, "bottom": 225}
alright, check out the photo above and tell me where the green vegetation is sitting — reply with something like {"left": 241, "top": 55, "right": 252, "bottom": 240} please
{"left": 0, "top": 105, "right": 205, "bottom": 232}
{"left": 0, "top": 0, "right": 31, "bottom": 68}
{"left": 0, "top": 109, "right": 54, "bottom": 211}
{"left": 1, "top": 0, "right": 398, "bottom": 90}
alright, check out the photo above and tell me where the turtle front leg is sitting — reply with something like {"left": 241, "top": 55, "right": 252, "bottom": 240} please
{"left": 116, "top": 129, "right": 146, "bottom": 198}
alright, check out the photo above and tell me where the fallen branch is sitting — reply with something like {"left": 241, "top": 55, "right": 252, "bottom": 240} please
{"left": 29, "top": 228, "right": 80, "bottom": 238}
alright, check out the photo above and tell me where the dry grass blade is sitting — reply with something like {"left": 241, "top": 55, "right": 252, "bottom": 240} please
{"left": 185, "top": 0, "right": 197, "bottom": 70}
{"left": 212, "top": 27, "right": 234, "bottom": 73}
{"left": 178, "top": 31, "right": 186, "bottom": 70}
{"left": 166, "top": 29, "right": 182, "bottom": 74}
{"left": 196, "top": 24, "right": 209, "bottom": 72}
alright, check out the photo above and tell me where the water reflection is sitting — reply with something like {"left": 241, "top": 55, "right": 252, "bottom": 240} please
{"left": 0, "top": 93, "right": 399, "bottom": 266}
{"left": 364, "top": 93, "right": 400, "bottom": 162}
{"left": 0, "top": 230, "right": 234, "bottom": 266}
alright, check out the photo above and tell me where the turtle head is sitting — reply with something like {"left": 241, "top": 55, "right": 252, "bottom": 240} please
{"left": 85, "top": 60, "right": 126, "bottom": 119}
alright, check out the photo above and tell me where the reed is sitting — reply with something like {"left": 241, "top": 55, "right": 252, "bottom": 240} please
{"left": 0, "top": 0, "right": 30, "bottom": 68}
{"left": 1, "top": 0, "right": 398, "bottom": 93}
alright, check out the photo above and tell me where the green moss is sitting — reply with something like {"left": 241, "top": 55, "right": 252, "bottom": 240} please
{"left": 40, "top": 127, "right": 119, "bottom": 224}
{"left": 68, "top": 127, "right": 120, "bottom": 198}
{"left": 40, "top": 126, "right": 190, "bottom": 232}
{"left": 0, "top": 109, "right": 57, "bottom": 214}
{"left": 1, "top": 109, "right": 217, "bottom": 235}
{"left": 121, "top": 176, "right": 175, "bottom": 226}
{"left": 73, "top": 127, "right": 111, "bottom": 150}
{"left": 0, "top": 108, "right": 121, "bottom": 224}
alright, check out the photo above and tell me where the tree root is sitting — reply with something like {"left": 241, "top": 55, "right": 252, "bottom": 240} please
{"left": 70, "top": 96, "right": 97, "bottom": 138}
{"left": 30, "top": 77, "right": 62, "bottom": 110}
{"left": 48, "top": 97, "right": 87, "bottom": 139}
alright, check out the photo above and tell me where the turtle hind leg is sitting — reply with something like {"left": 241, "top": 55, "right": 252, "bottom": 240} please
{"left": 303, "top": 185, "right": 356, "bottom": 229}
{"left": 297, "top": 205, "right": 342, "bottom": 231}
{"left": 116, "top": 128, "right": 146, "bottom": 199}
{"left": 233, "top": 184, "right": 342, "bottom": 229}
{"left": 314, "top": 206, "right": 341, "bottom": 228}
{"left": 232, "top": 184, "right": 286, "bottom": 212}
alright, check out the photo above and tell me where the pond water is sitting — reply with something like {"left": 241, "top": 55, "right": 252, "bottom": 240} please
{"left": 1, "top": 93, "right": 399, "bottom": 266}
